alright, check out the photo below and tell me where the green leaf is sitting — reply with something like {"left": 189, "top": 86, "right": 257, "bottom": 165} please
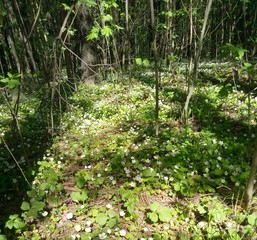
{"left": 158, "top": 207, "right": 174, "bottom": 222}
{"left": 62, "top": 3, "right": 70, "bottom": 10}
{"left": 174, "top": 182, "right": 180, "bottom": 191}
{"left": 197, "top": 205, "right": 207, "bottom": 215}
{"left": 13, "top": 218, "right": 25, "bottom": 229}
{"left": 101, "top": 26, "right": 112, "bottom": 37}
{"left": 248, "top": 214, "right": 257, "bottom": 226}
{"left": 148, "top": 212, "right": 158, "bottom": 223}
{"left": 0, "top": 235, "right": 7, "bottom": 240}
{"left": 27, "top": 209, "right": 38, "bottom": 217}
{"left": 142, "top": 59, "right": 150, "bottom": 67}
{"left": 135, "top": 58, "right": 142, "bottom": 65}
{"left": 87, "top": 26, "right": 99, "bottom": 40}
{"left": 142, "top": 168, "right": 156, "bottom": 178}
{"left": 21, "top": 201, "right": 30, "bottom": 211}
{"left": 47, "top": 196, "right": 63, "bottom": 207}
{"left": 71, "top": 190, "right": 88, "bottom": 202}
{"left": 103, "top": 14, "right": 113, "bottom": 22}
{"left": 149, "top": 201, "right": 160, "bottom": 212}
{"left": 95, "top": 213, "right": 107, "bottom": 226}
{"left": 31, "top": 201, "right": 45, "bottom": 211}
{"left": 5, "top": 220, "right": 14, "bottom": 229}
{"left": 113, "top": 24, "right": 124, "bottom": 30}
{"left": 107, "top": 209, "right": 116, "bottom": 218}
{"left": 107, "top": 218, "right": 117, "bottom": 228}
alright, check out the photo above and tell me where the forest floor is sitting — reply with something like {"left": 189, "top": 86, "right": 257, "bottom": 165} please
{"left": 1, "top": 63, "right": 257, "bottom": 239}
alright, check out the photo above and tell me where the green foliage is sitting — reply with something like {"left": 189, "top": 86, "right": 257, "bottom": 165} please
{"left": 221, "top": 43, "right": 248, "bottom": 61}
{"left": 135, "top": 58, "right": 150, "bottom": 67}
{"left": 2, "top": 65, "right": 257, "bottom": 239}
{"left": 70, "top": 190, "right": 88, "bottom": 203}
{"left": 5, "top": 214, "right": 25, "bottom": 230}
{"left": 21, "top": 200, "right": 45, "bottom": 217}
{"left": 147, "top": 202, "right": 176, "bottom": 223}
{"left": 0, "top": 72, "right": 21, "bottom": 89}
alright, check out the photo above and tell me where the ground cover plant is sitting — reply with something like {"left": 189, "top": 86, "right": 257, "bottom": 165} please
{"left": 1, "top": 63, "right": 257, "bottom": 239}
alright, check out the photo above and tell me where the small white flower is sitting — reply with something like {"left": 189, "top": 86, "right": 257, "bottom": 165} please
{"left": 163, "top": 225, "right": 169, "bottom": 230}
{"left": 226, "top": 222, "right": 233, "bottom": 228}
{"left": 66, "top": 212, "right": 73, "bottom": 219}
{"left": 143, "top": 227, "right": 148, "bottom": 232}
{"left": 42, "top": 211, "right": 48, "bottom": 217}
{"left": 119, "top": 210, "right": 125, "bottom": 217}
{"left": 75, "top": 224, "right": 81, "bottom": 232}
{"left": 157, "top": 161, "right": 162, "bottom": 166}
{"left": 86, "top": 220, "right": 92, "bottom": 226}
{"left": 97, "top": 173, "right": 102, "bottom": 177}
{"left": 119, "top": 229, "right": 126, "bottom": 236}
{"left": 80, "top": 205, "right": 85, "bottom": 209}
{"left": 107, "top": 229, "right": 112, "bottom": 234}
{"left": 198, "top": 221, "right": 206, "bottom": 228}
{"left": 130, "top": 182, "right": 136, "bottom": 187}
{"left": 106, "top": 204, "right": 112, "bottom": 209}
{"left": 85, "top": 227, "right": 91, "bottom": 233}
{"left": 99, "top": 232, "right": 107, "bottom": 239}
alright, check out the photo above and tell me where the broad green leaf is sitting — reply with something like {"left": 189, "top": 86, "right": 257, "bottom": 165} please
{"left": 248, "top": 214, "right": 257, "bottom": 226}
{"left": 5, "top": 220, "right": 14, "bottom": 229}
{"left": 158, "top": 207, "right": 174, "bottom": 222}
{"left": 71, "top": 190, "right": 88, "bottom": 202}
{"left": 107, "top": 218, "right": 117, "bottom": 228}
{"left": 142, "top": 59, "right": 150, "bottom": 67}
{"left": 135, "top": 58, "right": 142, "bottom": 65}
{"left": 13, "top": 218, "right": 25, "bottom": 229}
{"left": 237, "top": 48, "right": 246, "bottom": 60}
{"left": 174, "top": 182, "right": 180, "bottom": 191}
{"left": 47, "top": 196, "right": 63, "bottom": 207}
{"left": 21, "top": 201, "right": 30, "bottom": 211}
{"left": 103, "top": 14, "right": 113, "bottom": 22}
{"left": 148, "top": 212, "right": 158, "bottom": 223}
{"left": 95, "top": 213, "right": 107, "bottom": 226}
{"left": 149, "top": 201, "right": 160, "bottom": 212}
{"left": 31, "top": 201, "right": 45, "bottom": 211}
{"left": 0, "top": 234, "right": 7, "bottom": 240}
{"left": 101, "top": 26, "right": 112, "bottom": 37}
{"left": 197, "top": 205, "right": 207, "bottom": 215}
{"left": 87, "top": 26, "right": 99, "bottom": 40}
{"left": 27, "top": 209, "right": 38, "bottom": 217}
{"left": 142, "top": 168, "right": 156, "bottom": 178}
{"left": 107, "top": 209, "right": 116, "bottom": 218}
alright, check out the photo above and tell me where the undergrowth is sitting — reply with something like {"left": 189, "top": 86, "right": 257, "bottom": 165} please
{"left": 0, "top": 65, "right": 257, "bottom": 239}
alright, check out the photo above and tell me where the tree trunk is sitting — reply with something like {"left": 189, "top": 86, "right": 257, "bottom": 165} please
{"left": 182, "top": 0, "right": 213, "bottom": 124}
{"left": 76, "top": 4, "right": 98, "bottom": 85}
{"left": 150, "top": 0, "right": 159, "bottom": 139}
{"left": 244, "top": 138, "right": 257, "bottom": 207}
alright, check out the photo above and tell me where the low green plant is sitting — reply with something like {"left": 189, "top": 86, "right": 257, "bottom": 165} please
{"left": 147, "top": 201, "right": 176, "bottom": 223}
